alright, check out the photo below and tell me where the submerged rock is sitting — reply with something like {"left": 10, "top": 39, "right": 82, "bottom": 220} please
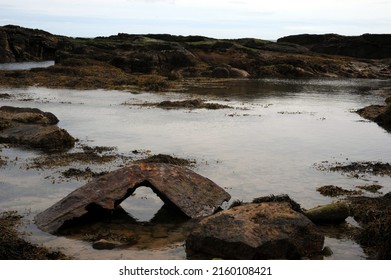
{"left": 0, "top": 106, "right": 75, "bottom": 151}
{"left": 35, "top": 163, "right": 231, "bottom": 234}
{"left": 186, "top": 202, "right": 324, "bottom": 259}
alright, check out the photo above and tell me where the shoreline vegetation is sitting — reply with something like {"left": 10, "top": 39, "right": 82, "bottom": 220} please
{"left": 1, "top": 25, "right": 391, "bottom": 259}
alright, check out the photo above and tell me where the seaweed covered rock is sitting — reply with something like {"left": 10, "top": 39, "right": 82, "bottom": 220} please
{"left": 304, "top": 202, "right": 350, "bottom": 224}
{"left": 186, "top": 202, "right": 324, "bottom": 259}
{"left": 348, "top": 193, "right": 391, "bottom": 259}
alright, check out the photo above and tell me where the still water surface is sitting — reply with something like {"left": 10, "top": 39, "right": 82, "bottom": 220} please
{"left": 1, "top": 78, "right": 391, "bottom": 259}
{"left": 0, "top": 60, "right": 54, "bottom": 70}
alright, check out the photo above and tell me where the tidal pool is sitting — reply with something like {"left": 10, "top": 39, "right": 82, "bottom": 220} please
{"left": 1, "top": 78, "right": 391, "bottom": 259}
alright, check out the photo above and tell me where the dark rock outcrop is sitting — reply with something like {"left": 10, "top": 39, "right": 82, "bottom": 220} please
{"left": 0, "top": 25, "right": 59, "bottom": 63}
{"left": 357, "top": 96, "right": 391, "bottom": 132}
{"left": 35, "top": 163, "right": 231, "bottom": 234}
{"left": 0, "top": 106, "right": 75, "bottom": 150}
{"left": 278, "top": 33, "right": 391, "bottom": 59}
{"left": 186, "top": 202, "right": 324, "bottom": 259}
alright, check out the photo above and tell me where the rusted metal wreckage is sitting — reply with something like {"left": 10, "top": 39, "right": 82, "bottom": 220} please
{"left": 35, "top": 163, "right": 231, "bottom": 234}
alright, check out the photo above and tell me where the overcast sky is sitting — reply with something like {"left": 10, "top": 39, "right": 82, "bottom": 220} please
{"left": 0, "top": 0, "right": 390, "bottom": 40}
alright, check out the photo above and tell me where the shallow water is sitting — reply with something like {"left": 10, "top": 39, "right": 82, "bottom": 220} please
{"left": 0, "top": 60, "right": 54, "bottom": 70}
{"left": 1, "top": 78, "right": 391, "bottom": 259}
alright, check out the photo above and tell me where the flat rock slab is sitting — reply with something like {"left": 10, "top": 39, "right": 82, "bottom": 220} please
{"left": 186, "top": 202, "right": 324, "bottom": 259}
{"left": 35, "top": 163, "right": 231, "bottom": 234}
{"left": 0, "top": 106, "right": 59, "bottom": 125}
{"left": 0, "top": 106, "right": 75, "bottom": 150}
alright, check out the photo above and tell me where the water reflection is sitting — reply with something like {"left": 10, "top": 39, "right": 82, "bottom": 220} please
{"left": 58, "top": 203, "right": 193, "bottom": 252}
{"left": 182, "top": 78, "right": 391, "bottom": 100}
{"left": 0, "top": 60, "right": 54, "bottom": 70}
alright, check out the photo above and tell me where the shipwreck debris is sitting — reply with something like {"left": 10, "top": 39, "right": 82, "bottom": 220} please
{"left": 35, "top": 163, "right": 231, "bottom": 234}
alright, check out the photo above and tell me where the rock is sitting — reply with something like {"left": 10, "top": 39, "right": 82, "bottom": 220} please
{"left": 316, "top": 185, "right": 363, "bottom": 197}
{"left": 186, "top": 202, "right": 324, "bottom": 259}
{"left": 322, "top": 246, "right": 333, "bottom": 257}
{"left": 35, "top": 163, "right": 231, "bottom": 234}
{"left": 0, "top": 93, "right": 11, "bottom": 99}
{"left": 0, "top": 106, "right": 75, "bottom": 151}
{"left": 304, "top": 202, "right": 350, "bottom": 224}
{"left": 1, "top": 25, "right": 390, "bottom": 90}
{"left": 0, "top": 106, "right": 59, "bottom": 125}
{"left": 92, "top": 239, "right": 118, "bottom": 250}
{"left": 278, "top": 33, "right": 391, "bottom": 59}
{"left": 229, "top": 67, "right": 250, "bottom": 78}
{"left": 211, "top": 67, "right": 230, "bottom": 78}
{"left": 357, "top": 98, "right": 391, "bottom": 132}
{"left": 0, "top": 124, "right": 75, "bottom": 150}
{"left": 0, "top": 25, "right": 58, "bottom": 63}
{"left": 348, "top": 193, "right": 391, "bottom": 259}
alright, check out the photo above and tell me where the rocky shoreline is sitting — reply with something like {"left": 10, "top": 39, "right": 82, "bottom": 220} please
{"left": 1, "top": 25, "right": 391, "bottom": 92}
{"left": 1, "top": 25, "right": 391, "bottom": 260}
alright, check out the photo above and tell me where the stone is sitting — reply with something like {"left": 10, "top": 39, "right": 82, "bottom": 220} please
{"left": 0, "top": 124, "right": 75, "bottom": 150}
{"left": 357, "top": 98, "right": 391, "bottom": 132}
{"left": 186, "top": 202, "right": 324, "bottom": 259}
{"left": 278, "top": 33, "right": 391, "bottom": 59}
{"left": 0, "top": 106, "right": 59, "bottom": 125}
{"left": 0, "top": 106, "right": 75, "bottom": 151}
{"left": 35, "top": 163, "right": 231, "bottom": 234}
{"left": 322, "top": 246, "right": 333, "bottom": 257}
{"left": 0, "top": 25, "right": 58, "bottom": 63}
{"left": 304, "top": 202, "right": 350, "bottom": 224}
{"left": 92, "top": 239, "right": 118, "bottom": 250}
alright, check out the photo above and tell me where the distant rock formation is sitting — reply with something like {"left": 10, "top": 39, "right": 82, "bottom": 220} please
{"left": 1, "top": 25, "right": 390, "bottom": 90}
{"left": 278, "top": 33, "right": 391, "bottom": 59}
{"left": 0, "top": 25, "right": 60, "bottom": 63}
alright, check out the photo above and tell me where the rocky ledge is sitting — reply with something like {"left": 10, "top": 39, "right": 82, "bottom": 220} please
{"left": 0, "top": 25, "right": 390, "bottom": 91}
{"left": 0, "top": 106, "right": 75, "bottom": 151}
{"left": 357, "top": 96, "right": 391, "bottom": 132}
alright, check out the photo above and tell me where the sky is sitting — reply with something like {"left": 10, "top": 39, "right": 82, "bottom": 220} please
{"left": 0, "top": 0, "right": 390, "bottom": 40}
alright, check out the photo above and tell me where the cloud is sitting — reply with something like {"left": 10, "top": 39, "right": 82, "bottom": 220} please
{"left": 0, "top": 0, "right": 390, "bottom": 39}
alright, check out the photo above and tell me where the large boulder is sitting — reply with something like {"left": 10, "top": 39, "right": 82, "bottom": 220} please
{"left": 35, "top": 163, "right": 231, "bottom": 234}
{"left": 0, "top": 106, "right": 75, "bottom": 150}
{"left": 186, "top": 202, "right": 324, "bottom": 259}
